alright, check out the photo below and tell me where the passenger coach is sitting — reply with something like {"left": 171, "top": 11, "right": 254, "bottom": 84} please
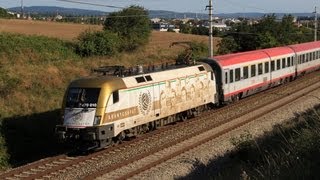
{"left": 202, "top": 41, "right": 320, "bottom": 103}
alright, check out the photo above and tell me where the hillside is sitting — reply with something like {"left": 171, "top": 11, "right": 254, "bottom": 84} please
{"left": 7, "top": 6, "right": 315, "bottom": 19}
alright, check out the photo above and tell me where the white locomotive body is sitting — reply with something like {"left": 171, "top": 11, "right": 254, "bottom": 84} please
{"left": 56, "top": 64, "right": 218, "bottom": 148}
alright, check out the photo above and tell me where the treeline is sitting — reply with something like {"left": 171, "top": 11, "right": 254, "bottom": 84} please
{"left": 56, "top": 16, "right": 105, "bottom": 25}
{"left": 0, "top": 7, "right": 13, "bottom": 18}
{"left": 218, "top": 14, "right": 314, "bottom": 54}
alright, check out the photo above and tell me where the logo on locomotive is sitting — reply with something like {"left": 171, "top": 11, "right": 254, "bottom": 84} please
{"left": 138, "top": 91, "right": 152, "bottom": 115}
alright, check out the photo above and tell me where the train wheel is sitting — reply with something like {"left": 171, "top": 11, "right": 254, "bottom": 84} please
{"left": 112, "top": 131, "right": 125, "bottom": 145}
{"left": 232, "top": 94, "right": 240, "bottom": 102}
{"left": 179, "top": 112, "right": 188, "bottom": 122}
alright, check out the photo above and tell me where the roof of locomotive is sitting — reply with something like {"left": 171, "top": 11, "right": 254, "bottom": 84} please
{"left": 68, "top": 76, "right": 126, "bottom": 89}
{"left": 122, "top": 63, "right": 210, "bottom": 88}
{"left": 67, "top": 63, "right": 210, "bottom": 90}
{"left": 212, "top": 41, "right": 320, "bottom": 67}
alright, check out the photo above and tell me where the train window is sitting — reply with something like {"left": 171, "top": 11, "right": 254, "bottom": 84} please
{"left": 265, "top": 62, "right": 269, "bottom": 73}
{"left": 271, "top": 60, "right": 275, "bottom": 71}
{"left": 299, "top": 55, "right": 302, "bottom": 64}
{"left": 251, "top": 65, "right": 256, "bottom": 77}
{"left": 309, "top": 53, "right": 312, "bottom": 61}
{"left": 243, "top": 66, "right": 249, "bottom": 79}
{"left": 198, "top": 66, "right": 205, "bottom": 71}
{"left": 287, "top": 57, "right": 291, "bottom": 67}
{"left": 66, "top": 88, "right": 100, "bottom": 108}
{"left": 235, "top": 68, "right": 241, "bottom": 81}
{"left": 313, "top": 52, "right": 316, "bottom": 60}
{"left": 258, "top": 63, "right": 263, "bottom": 75}
{"left": 113, "top": 90, "right": 119, "bottom": 103}
{"left": 291, "top": 56, "right": 294, "bottom": 65}
{"left": 145, "top": 75, "right": 153, "bottom": 81}
{"left": 230, "top": 69, "right": 234, "bottom": 83}
{"left": 302, "top": 54, "right": 305, "bottom": 63}
{"left": 135, "top": 76, "right": 146, "bottom": 83}
{"left": 276, "top": 59, "right": 281, "bottom": 70}
{"left": 282, "top": 58, "right": 286, "bottom": 68}
{"left": 225, "top": 72, "right": 228, "bottom": 84}
{"left": 306, "top": 53, "right": 309, "bottom": 62}
{"left": 310, "top": 52, "right": 312, "bottom": 61}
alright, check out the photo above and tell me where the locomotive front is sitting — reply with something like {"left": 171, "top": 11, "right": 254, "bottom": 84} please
{"left": 55, "top": 76, "right": 126, "bottom": 149}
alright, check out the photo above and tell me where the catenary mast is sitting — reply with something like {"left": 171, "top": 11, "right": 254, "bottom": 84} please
{"left": 315, "top": 6, "right": 318, "bottom": 41}
{"left": 207, "top": 0, "right": 214, "bottom": 57}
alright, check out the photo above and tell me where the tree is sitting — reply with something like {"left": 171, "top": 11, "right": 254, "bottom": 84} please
{"left": 231, "top": 21, "right": 259, "bottom": 51}
{"left": 217, "top": 36, "right": 239, "bottom": 55}
{"left": 257, "top": 32, "right": 278, "bottom": 49}
{"left": 278, "top": 15, "right": 299, "bottom": 45}
{"left": 191, "top": 26, "right": 209, "bottom": 35}
{"left": 0, "top": 7, "right": 13, "bottom": 18}
{"left": 103, "top": 5, "right": 151, "bottom": 51}
{"left": 179, "top": 23, "right": 192, "bottom": 34}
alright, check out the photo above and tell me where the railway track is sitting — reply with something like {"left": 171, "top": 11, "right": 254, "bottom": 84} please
{"left": 89, "top": 74, "right": 320, "bottom": 179}
{"left": 1, "top": 71, "right": 319, "bottom": 180}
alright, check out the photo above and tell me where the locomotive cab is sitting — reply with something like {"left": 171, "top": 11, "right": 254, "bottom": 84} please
{"left": 63, "top": 87, "right": 101, "bottom": 127}
{"left": 55, "top": 76, "right": 126, "bottom": 149}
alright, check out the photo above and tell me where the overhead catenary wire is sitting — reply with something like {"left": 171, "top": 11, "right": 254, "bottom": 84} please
{"left": 57, "top": 0, "right": 124, "bottom": 9}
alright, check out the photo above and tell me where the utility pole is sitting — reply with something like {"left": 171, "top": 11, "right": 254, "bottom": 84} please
{"left": 206, "top": 0, "right": 213, "bottom": 57}
{"left": 21, "top": 0, "right": 24, "bottom": 18}
{"left": 315, "top": 6, "right": 318, "bottom": 41}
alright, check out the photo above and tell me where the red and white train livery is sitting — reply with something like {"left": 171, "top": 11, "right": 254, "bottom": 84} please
{"left": 202, "top": 41, "right": 320, "bottom": 102}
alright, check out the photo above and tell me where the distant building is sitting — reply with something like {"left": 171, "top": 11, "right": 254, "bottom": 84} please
{"left": 152, "top": 22, "right": 179, "bottom": 32}
{"left": 204, "top": 22, "right": 228, "bottom": 31}
{"left": 55, "top": 15, "right": 63, "bottom": 20}
{"left": 151, "top": 18, "right": 161, "bottom": 23}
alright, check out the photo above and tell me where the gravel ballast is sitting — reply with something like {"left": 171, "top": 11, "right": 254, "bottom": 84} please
{"left": 133, "top": 89, "right": 320, "bottom": 180}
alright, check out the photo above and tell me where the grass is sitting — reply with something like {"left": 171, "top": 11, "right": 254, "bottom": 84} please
{"left": 182, "top": 105, "right": 320, "bottom": 179}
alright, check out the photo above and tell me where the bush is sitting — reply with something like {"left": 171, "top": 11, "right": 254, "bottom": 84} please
{"left": 176, "top": 41, "right": 208, "bottom": 64}
{"left": 76, "top": 30, "right": 120, "bottom": 57}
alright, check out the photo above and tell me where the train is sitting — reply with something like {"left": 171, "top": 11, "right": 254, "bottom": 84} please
{"left": 55, "top": 41, "right": 320, "bottom": 150}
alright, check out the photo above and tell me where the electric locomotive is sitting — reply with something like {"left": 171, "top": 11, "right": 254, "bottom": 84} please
{"left": 56, "top": 64, "right": 219, "bottom": 149}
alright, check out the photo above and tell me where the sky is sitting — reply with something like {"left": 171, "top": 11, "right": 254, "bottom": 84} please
{"left": 0, "top": 0, "right": 319, "bottom": 14}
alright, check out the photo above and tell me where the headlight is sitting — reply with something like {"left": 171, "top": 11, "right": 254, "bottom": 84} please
{"left": 93, "top": 116, "right": 101, "bottom": 125}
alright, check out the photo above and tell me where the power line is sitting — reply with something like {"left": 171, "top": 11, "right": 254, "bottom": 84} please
{"left": 56, "top": 0, "right": 124, "bottom": 9}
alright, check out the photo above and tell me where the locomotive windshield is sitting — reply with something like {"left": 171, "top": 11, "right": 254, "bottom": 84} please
{"left": 66, "top": 88, "right": 100, "bottom": 108}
